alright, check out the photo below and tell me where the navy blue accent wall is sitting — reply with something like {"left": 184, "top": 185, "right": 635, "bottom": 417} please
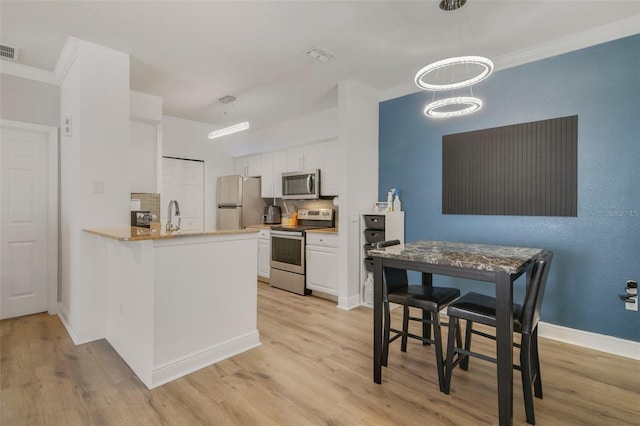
{"left": 379, "top": 35, "right": 639, "bottom": 341}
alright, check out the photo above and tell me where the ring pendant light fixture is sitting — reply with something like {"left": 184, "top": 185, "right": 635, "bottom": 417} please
{"left": 415, "top": 0, "right": 493, "bottom": 119}
{"left": 208, "top": 95, "right": 250, "bottom": 139}
{"left": 414, "top": 55, "right": 494, "bottom": 91}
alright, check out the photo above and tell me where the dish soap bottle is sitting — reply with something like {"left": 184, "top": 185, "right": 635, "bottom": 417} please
{"left": 393, "top": 189, "right": 401, "bottom": 212}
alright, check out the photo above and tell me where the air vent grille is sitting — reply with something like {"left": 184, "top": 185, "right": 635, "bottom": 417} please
{"left": 0, "top": 44, "right": 18, "bottom": 60}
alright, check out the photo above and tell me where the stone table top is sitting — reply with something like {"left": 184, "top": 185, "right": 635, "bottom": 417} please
{"left": 368, "top": 240, "right": 544, "bottom": 275}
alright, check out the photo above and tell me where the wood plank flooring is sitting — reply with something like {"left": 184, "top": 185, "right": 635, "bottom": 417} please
{"left": 2, "top": 282, "right": 639, "bottom": 425}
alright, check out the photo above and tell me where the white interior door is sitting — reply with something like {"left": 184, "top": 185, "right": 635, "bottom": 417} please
{"left": 161, "top": 157, "right": 204, "bottom": 230}
{"left": 1, "top": 125, "right": 50, "bottom": 319}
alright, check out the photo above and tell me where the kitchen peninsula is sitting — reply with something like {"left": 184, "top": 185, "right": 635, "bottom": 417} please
{"left": 70, "top": 226, "right": 260, "bottom": 389}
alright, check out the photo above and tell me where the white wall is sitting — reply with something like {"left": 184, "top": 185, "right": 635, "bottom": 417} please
{"left": 337, "top": 79, "right": 379, "bottom": 309}
{"left": 162, "top": 115, "right": 235, "bottom": 229}
{"left": 0, "top": 73, "right": 59, "bottom": 127}
{"left": 217, "top": 107, "right": 338, "bottom": 157}
{"left": 59, "top": 39, "right": 130, "bottom": 343}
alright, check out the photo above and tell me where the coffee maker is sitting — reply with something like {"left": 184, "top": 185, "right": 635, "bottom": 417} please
{"left": 263, "top": 205, "right": 281, "bottom": 224}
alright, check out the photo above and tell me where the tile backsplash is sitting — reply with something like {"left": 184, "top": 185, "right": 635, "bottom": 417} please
{"left": 131, "top": 193, "right": 160, "bottom": 222}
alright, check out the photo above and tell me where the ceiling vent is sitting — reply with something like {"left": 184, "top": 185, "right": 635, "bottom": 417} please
{"left": 0, "top": 44, "right": 18, "bottom": 61}
{"left": 306, "top": 46, "right": 334, "bottom": 63}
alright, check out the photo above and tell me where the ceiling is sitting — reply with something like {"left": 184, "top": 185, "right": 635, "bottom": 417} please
{"left": 1, "top": 1, "right": 638, "bottom": 131}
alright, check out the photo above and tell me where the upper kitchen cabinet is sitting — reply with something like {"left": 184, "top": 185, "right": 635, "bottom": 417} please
{"left": 289, "top": 141, "right": 341, "bottom": 196}
{"left": 318, "top": 139, "right": 339, "bottom": 197}
{"left": 284, "top": 141, "right": 339, "bottom": 196}
{"left": 235, "top": 154, "right": 262, "bottom": 177}
{"left": 285, "top": 144, "right": 322, "bottom": 172}
{"left": 261, "top": 150, "right": 287, "bottom": 198}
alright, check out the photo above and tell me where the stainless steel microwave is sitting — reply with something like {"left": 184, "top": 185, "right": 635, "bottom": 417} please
{"left": 282, "top": 169, "right": 320, "bottom": 200}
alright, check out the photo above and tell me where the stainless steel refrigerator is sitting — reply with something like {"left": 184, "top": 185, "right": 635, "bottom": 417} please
{"left": 216, "top": 175, "right": 265, "bottom": 230}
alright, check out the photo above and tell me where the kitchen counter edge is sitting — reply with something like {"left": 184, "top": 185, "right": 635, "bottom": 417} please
{"left": 83, "top": 226, "right": 258, "bottom": 241}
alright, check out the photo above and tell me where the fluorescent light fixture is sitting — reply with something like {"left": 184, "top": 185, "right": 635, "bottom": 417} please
{"left": 415, "top": 56, "right": 494, "bottom": 91}
{"left": 423, "top": 96, "right": 482, "bottom": 118}
{"left": 208, "top": 121, "right": 250, "bottom": 139}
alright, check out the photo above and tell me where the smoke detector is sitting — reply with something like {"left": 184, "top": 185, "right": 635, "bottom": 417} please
{"left": 0, "top": 44, "right": 18, "bottom": 61}
{"left": 219, "top": 95, "right": 237, "bottom": 104}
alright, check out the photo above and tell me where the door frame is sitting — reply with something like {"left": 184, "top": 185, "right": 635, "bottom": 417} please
{"left": 0, "top": 119, "right": 59, "bottom": 315}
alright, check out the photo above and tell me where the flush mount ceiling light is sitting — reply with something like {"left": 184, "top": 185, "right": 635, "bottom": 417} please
{"left": 414, "top": 56, "right": 494, "bottom": 91}
{"left": 424, "top": 96, "right": 483, "bottom": 118}
{"left": 208, "top": 95, "right": 250, "bottom": 140}
{"left": 439, "top": 0, "right": 466, "bottom": 11}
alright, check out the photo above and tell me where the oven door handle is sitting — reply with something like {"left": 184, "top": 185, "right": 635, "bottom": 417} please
{"left": 271, "top": 230, "right": 304, "bottom": 238}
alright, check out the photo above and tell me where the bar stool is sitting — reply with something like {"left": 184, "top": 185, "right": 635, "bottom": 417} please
{"left": 382, "top": 266, "right": 461, "bottom": 392}
{"left": 444, "top": 251, "right": 553, "bottom": 425}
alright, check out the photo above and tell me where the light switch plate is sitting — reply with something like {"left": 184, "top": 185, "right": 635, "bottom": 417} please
{"left": 63, "top": 115, "right": 72, "bottom": 136}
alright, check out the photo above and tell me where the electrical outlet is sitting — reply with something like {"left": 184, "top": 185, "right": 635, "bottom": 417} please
{"left": 625, "top": 280, "right": 638, "bottom": 311}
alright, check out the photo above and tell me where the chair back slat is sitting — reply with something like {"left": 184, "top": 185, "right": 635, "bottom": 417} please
{"left": 520, "top": 251, "right": 553, "bottom": 334}
{"left": 383, "top": 267, "right": 408, "bottom": 295}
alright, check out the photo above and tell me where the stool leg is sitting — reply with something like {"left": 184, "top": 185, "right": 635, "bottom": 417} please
{"left": 531, "top": 327, "right": 543, "bottom": 399}
{"left": 401, "top": 305, "right": 409, "bottom": 352}
{"left": 432, "top": 311, "right": 446, "bottom": 392}
{"left": 382, "top": 301, "right": 390, "bottom": 366}
{"left": 443, "top": 315, "right": 457, "bottom": 394}
{"left": 423, "top": 309, "right": 432, "bottom": 345}
{"left": 460, "top": 320, "right": 473, "bottom": 371}
{"left": 521, "top": 333, "right": 536, "bottom": 425}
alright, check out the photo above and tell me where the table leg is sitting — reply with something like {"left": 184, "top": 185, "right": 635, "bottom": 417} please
{"left": 422, "top": 272, "right": 433, "bottom": 344}
{"left": 495, "top": 272, "right": 514, "bottom": 425}
{"left": 373, "top": 256, "right": 383, "bottom": 384}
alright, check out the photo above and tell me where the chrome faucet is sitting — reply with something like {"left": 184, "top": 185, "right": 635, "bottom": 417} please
{"left": 166, "top": 199, "right": 181, "bottom": 232}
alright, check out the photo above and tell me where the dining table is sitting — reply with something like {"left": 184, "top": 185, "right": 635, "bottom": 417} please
{"left": 368, "top": 240, "right": 545, "bottom": 426}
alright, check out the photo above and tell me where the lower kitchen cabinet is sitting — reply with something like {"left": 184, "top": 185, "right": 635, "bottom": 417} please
{"left": 306, "top": 233, "right": 339, "bottom": 296}
{"left": 257, "top": 229, "right": 270, "bottom": 281}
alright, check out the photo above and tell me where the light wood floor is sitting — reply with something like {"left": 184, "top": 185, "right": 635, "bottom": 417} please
{"left": 2, "top": 282, "right": 638, "bottom": 425}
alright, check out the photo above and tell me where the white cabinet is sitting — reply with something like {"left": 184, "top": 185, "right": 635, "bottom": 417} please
{"left": 318, "top": 139, "right": 339, "bottom": 196}
{"left": 235, "top": 154, "right": 262, "bottom": 177}
{"left": 285, "top": 144, "right": 322, "bottom": 172}
{"left": 257, "top": 229, "right": 271, "bottom": 281}
{"left": 260, "top": 150, "right": 287, "bottom": 198}
{"left": 306, "top": 232, "right": 339, "bottom": 296}
{"left": 284, "top": 140, "right": 340, "bottom": 196}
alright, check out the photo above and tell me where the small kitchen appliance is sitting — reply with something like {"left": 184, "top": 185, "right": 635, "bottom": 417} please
{"left": 282, "top": 169, "right": 321, "bottom": 200}
{"left": 270, "top": 208, "right": 334, "bottom": 295}
{"left": 131, "top": 210, "right": 153, "bottom": 228}
{"left": 263, "top": 205, "right": 281, "bottom": 224}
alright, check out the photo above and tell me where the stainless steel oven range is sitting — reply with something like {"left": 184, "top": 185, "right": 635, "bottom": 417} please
{"left": 270, "top": 208, "right": 335, "bottom": 295}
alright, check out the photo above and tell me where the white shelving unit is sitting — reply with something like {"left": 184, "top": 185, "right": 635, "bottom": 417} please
{"left": 360, "top": 211, "right": 405, "bottom": 307}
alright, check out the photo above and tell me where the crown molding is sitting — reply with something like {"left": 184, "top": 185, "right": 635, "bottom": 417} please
{"left": 493, "top": 15, "right": 640, "bottom": 71}
{"left": 379, "top": 16, "right": 640, "bottom": 102}
{"left": 0, "top": 60, "right": 57, "bottom": 84}
{"left": 54, "top": 37, "right": 79, "bottom": 83}
{"left": 0, "top": 36, "right": 79, "bottom": 85}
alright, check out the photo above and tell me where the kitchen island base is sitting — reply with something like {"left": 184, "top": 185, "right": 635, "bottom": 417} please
{"left": 62, "top": 229, "right": 260, "bottom": 389}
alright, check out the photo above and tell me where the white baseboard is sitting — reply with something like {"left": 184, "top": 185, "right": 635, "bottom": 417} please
{"left": 150, "top": 330, "right": 261, "bottom": 389}
{"left": 538, "top": 321, "right": 639, "bottom": 360}
{"left": 338, "top": 294, "right": 362, "bottom": 310}
{"left": 57, "top": 308, "right": 106, "bottom": 345}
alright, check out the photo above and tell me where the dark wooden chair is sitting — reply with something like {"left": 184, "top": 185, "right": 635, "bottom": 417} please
{"left": 444, "top": 251, "right": 553, "bottom": 425}
{"left": 382, "top": 266, "right": 461, "bottom": 392}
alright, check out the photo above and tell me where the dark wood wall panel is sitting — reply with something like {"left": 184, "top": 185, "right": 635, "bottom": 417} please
{"left": 442, "top": 115, "right": 577, "bottom": 217}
